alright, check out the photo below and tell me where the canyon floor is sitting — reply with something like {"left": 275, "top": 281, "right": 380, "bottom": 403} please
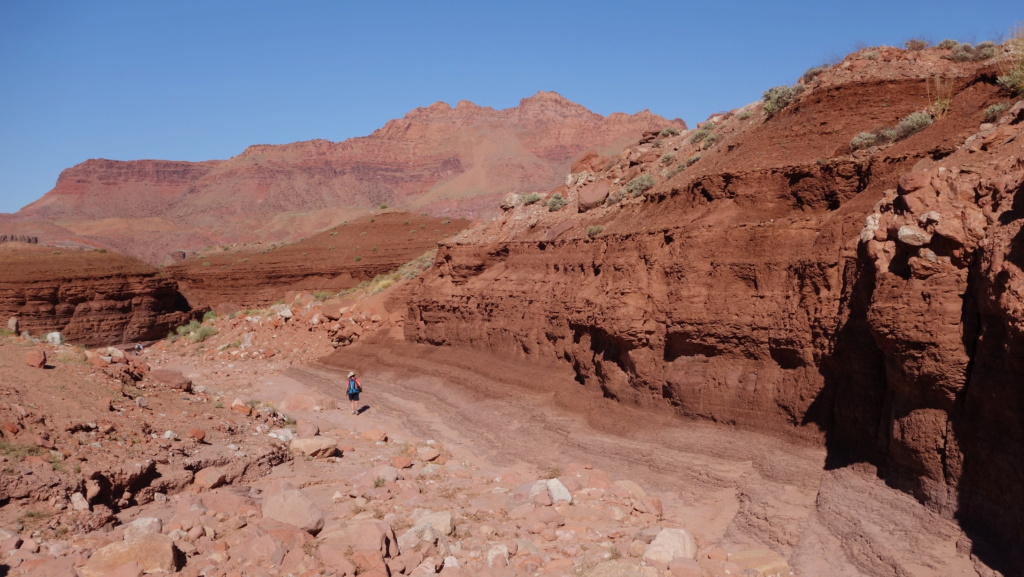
{"left": 0, "top": 304, "right": 994, "bottom": 576}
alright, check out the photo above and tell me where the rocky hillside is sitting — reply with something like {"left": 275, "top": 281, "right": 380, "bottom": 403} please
{"left": 0, "top": 243, "right": 194, "bottom": 346}
{"left": 2, "top": 92, "right": 683, "bottom": 265}
{"left": 405, "top": 44, "right": 1024, "bottom": 571}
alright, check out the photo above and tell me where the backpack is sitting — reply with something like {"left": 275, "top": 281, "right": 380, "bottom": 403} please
{"left": 348, "top": 378, "right": 361, "bottom": 394}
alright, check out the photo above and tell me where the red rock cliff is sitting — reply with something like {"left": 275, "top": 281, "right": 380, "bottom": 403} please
{"left": 5, "top": 93, "right": 683, "bottom": 264}
{"left": 405, "top": 50, "right": 1024, "bottom": 568}
{"left": 0, "top": 244, "right": 194, "bottom": 345}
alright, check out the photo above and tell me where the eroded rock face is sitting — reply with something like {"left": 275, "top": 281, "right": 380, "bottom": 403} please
{"left": 407, "top": 65, "right": 1024, "bottom": 564}
{"left": 0, "top": 244, "right": 193, "bottom": 345}
{"left": 4, "top": 92, "right": 684, "bottom": 265}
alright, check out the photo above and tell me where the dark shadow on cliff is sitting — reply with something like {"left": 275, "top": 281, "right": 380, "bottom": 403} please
{"left": 805, "top": 244, "right": 889, "bottom": 471}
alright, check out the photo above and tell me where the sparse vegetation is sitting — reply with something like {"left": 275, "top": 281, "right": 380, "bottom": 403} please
{"left": 522, "top": 192, "right": 542, "bottom": 205}
{"left": 998, "top": 27, "right": 1024, "bottom": 94}
{"left": 623, "top": 174, "right": 656, "bottom": 197}
{"left": 737, "top": 109, "right": 753, "bottom": 120}
{"left": 904, "top": 38, "right": 929, "bottom": 51}
{"left": 380, "top": 204, "right": 388, "bottom": 209}
{"left": 547, "top": 193, "right": 567, "bottom": 211}
{"left": 850, "top": 111, "right": 934, "bottom": 150}
{"left": 762, "top": 84, "right": 805, "bottom": 118}
{"left": 189, "top": 326, "right": 217, "bottom": 343}
{"left": 689, "top": 123, "right": 715, "bottom": 145}
{"left": 801, "top": 65, "right": 828, "bottom": 83}
{"left": 983, "top": 102, "right": 1010, "bottom": 123}
{"left": 938, "top": 38, "right": 958, "bottom": 49}
{"left": 947, "top": 41, "right": 996, "bottom": 62}
{"left": 354, "top": 256, "right": 362, "bottom": 262}
{"left": 313, "top": 291, "right": 333, "bottom": 301}
{"left": 863, "top": 50, "right": 879, "bottom": 60}
{"left": 658, "top": 126, "right": 680, "bottom": 137}
{"left": 660, "top": 153, "right": 676, "bottom": 165}
{"left": 702, "top": 133, "right": 720, "bottom": 150}
{"left": 0, "top": 440, "right": 45, "bottom": 461}
{"left": 202, "top": 310, "right": 217, "bottom": 322}
{"left": 586, "top": 225, "right": 604, "bottom": 238}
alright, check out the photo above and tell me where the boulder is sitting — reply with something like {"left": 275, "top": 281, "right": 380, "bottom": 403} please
{"left": 7, "top": 317, "right": 18, "bottom": 333}
{"left": 262, "top": 489, "right": 325, "bottom": 534}
{"left": 578, "top": 180, "right": 611, "bottom": 212}
{"left": 270, "top": 304, "right": 294, "bottom": 320}
{"left": 296, "top": 420, "right": 319, "bottom": 438}
{"left": 149, "top": 368, "right": 192, "bottom": 392}
{"left": 24, "top": 349, "right": 46, "bottom": 369}
{"left": 44, "top": 331, "right": 63, "bottom": 345}
{"left": 193, "top": 467, "right": 226, "bottom": 491}
{"left": 290, "top": 436, "right": 339, "bottom": 458}
{"left": 546, "top": 478, "right": 572, "bottom": 503}
{"left": 643, "top": 528, "right": 697, "bottom": 566}
{"left": 78, "top": 534, "right": 179, "bottom": 577}
{"left": 123, "top": 517, "right": 163, "bottom": 541}
{"left": 728, "top": 548, "right": 790, "bottom": 577}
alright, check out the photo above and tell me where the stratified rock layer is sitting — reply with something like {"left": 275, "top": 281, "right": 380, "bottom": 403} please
{"left": 0, "top": 244, "right": 193, "bottom": 345}
{"left": 407, "top": 51, "right": 1024, "bottom": 568}
{"left": 3, "top": 92, "right": 683, "bottom": 264}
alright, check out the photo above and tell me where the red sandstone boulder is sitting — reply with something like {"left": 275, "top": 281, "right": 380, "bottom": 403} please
{"left": 24, "top": 349, "right": 46, "bottom": 368}
{"left": 149, "top": 368, "right": 192, "bottom": 392}
{"left": 578, "top": 180, "right": 611, "bottom": 212}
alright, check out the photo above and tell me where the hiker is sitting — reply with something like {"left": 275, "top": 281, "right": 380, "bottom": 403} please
{"left": 133, "top": 343, "right": 144, "bottom": 355}
{"left": 347, "top": 371, "right": 362, "bottom": 415}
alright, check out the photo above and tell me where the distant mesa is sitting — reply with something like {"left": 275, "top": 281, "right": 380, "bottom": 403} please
{"left": 0, "top": 91, "right": 684, "bottom": 265}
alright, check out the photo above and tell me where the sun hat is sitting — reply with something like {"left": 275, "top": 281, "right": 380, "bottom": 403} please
{"left": 348, "top": 371, "right": 356, "bottom": 378}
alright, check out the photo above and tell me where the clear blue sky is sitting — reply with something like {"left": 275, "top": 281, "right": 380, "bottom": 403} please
{"left": 0, "top": 1, "right": 1019, "bottom": 213}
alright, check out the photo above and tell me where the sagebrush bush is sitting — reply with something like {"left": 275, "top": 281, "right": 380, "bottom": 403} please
{"left": 189, "top": 326, "right": 217, "bottom": 343}
{"left": 893, "top": 111, "right": 933, "bottom": 140}
{"left": 659, "top": 127, "right": 680, "bottom": 137}
{"left": 624, "top": 174, "right": 656, "bottom": 197}
{"left": 202, "top": 310, "right": 217, "bottom": 322}
{"left": 905, "top": 38, "right": 929, "bottom": 51}
{"left": 522, "top": 193, "right": 541, "bottom": 205}
{"left": 586, "top": 225, "right": 604, "bottom": 238}
{"left": 998, "top": 31, "right": 1024, "bottom": 94}
{"left": 938, "top": 39, "right": 958, "bottom": 49}
{"left": 762, "top": 84, "right": 805, "bottom": 117}
{"left": 800, "top": 65, "right": 828, "bottom": 84}
{"left": 660, "top": 153, "right": 676, "bottom": 165}
{"left": 983, "top": 103, "right": 1010, "bottom": 123}
{"left": 702, "top": 134, "right": 720, "bottom": 150}
{"left": 689, "top": 123, "right": 715, "bottom": 145}
{"left": 547, "top": 193, "right": 567, "bottom": 212}
{"left": 850, "top": 131, "right": 887, "bottom": 151}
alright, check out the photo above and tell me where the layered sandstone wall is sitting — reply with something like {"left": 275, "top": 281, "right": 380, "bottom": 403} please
{"left": 406, "top": 54, "right": 1024, "bottom": 565}
{"left": 0, "top": 245, "right": 194, "bottom": 346}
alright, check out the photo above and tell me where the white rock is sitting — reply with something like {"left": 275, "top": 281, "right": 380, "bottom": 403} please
{"left": 643, "top": 527, "right": 697, "bottom": 565}
{"left": 70, "top": 492, "right": 91, "bottom": 511}
{"left": 44, "top": 332, "right": 63, "bottom": 345}
{"left": 124, "top": 517, "right": 163, "bottom": 541}
{"left": 547, "top": 478, "right": 573, "bottom": 503}
{"left": 485, "top": 543, "right": 509, "bottom": 568}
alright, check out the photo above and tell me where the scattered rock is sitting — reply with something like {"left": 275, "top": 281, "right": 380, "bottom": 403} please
{"left": 262, "top": 489, "right": 325, "bottom": 534}
{"left": 193, "top": 467, "right": 227, "bottom": 491}
{"left": 78, "top": 533, "right": 179, "bottom": 577}
{"left": 24, "top": 349, "right": 46, "bottom": 368}
{"left": 290, "top": 436, "right": 339, "bottom": 458}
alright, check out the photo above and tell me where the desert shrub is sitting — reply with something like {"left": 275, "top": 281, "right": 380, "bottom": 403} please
{"left": 202, "top": 310, "right": 217, "bottom": 322}
{"left": 605, "top": 190, "right": 623, "bottom": 205}
{"left": 893, "top": 111, "right": 933, "bottom": 140}
{"left": 937, "top": 38, "right": 958, "bottom": 49}
{"left": 983, "top": 102, "right": 1010, "bottom": 122}
{"left": 354, "top": 255, "right": 362, "bottom": 262}
{"left": 313, "top": 291, "right": 333, "bottom": 301}
{"left": 702, "top": 133, "right": 720, "bottom": 150}
{"left": 863, "top": 51, "right": 879, "bottom": 60}
{"left": 975, "top": 41, "right": 996, "bottom": 60}
{"left": 189, "top": 326, "right": 217, "bottom": 343}
{"left": 762, "top": 84, "right": 805, "bottom": 117}
{"left": 686, "top": 154, "right": 701, "bottom": 166}
{"left": 547, "top": 193, "right": 567, "bottom": 212}
{"left": 624, "top": 174, "right": 656, "bottom": 197}
{"left": 379, "top": 204, "right": 388, "bottom": 209}
{"left": 659, "top": 126, "right": 680, "bottom": 137}
{"left": 850, "top": 131, "right": 888, "bottom": 151}
{"left": 522, "top": 192, "right": 542, "bottom": 205}
{"left": 586, "top": 226, "right": 604, "bottom": 238}
{"left": 201, "top": 262, "right": 210, "bottom": 267}
{"left": 737, "top": 109, "right": 753, "bottom": 120}
{"left": 689, "top": 123, "right": 715, "bottom": 144}
{"left": 904, "top": 38, "right": 929, "bottom": 51}
{"left": 176, "top": 320, "right": 201, "bottom": 336}
{"left": 998, "top": 31, "right": 1024, "bottom": 94}
{"left": 950, "top": 43, "right": 977, "bottom": 62}
{"left": 660, "top": 153, "right": 676, "bottom": 165}
{"left": 800, "top": 65, "right": 828, "bottom": 84}
{"left": 0, "top": 440, "right": 45, "bottom": 461}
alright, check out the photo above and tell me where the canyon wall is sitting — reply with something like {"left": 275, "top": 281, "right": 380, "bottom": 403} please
{"left": 0, "top": 244, "right": 194, "bottom": 346}
{"left": 3, "top": 92, "right": 682, "bottom": 264}
{"left": 407, "top": 51, "right": 1024, "bottom": 569}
